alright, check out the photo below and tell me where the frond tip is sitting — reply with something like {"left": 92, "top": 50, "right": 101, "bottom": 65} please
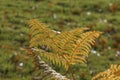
{"left": 29, "top": 19, "right": 56, "bottom": 47}
{"left": 92, "top": 64, "right": 120, "bottom": 80}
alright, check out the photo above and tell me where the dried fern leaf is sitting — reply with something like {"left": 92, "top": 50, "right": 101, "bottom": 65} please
{"left": 63, "top": 31, "right": 102, "bottom": 70}
{"left": 33, "top": 48, "right": 67, "bottom": 68}
{"left": 28, "top": 19, "right": 102, "bottom": 70}
{"left": 92, "top": 64, "right": 120, "bottom": 80}
{"left": 24, "top": 48, "right": 69, "bottom": 80}
{"left": 52, "top": 28, "right": 88, "bottom": 54}
{"left": 29, "top": 19, "right": 56, "bottom": 47}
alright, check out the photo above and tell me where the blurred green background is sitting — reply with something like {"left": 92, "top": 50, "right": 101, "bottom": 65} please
{"left": 0, "top": 0, "right": 120, "bottom": 80}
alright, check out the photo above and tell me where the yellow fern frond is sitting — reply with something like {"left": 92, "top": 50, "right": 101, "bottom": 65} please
{"left": 33, "top": 48, "right": 63, "bottom": 67}
{"left": 92, "top": 64, "right": 120, "bottom": 80}
{"left": 29, "top": 19, "right": 102, "bottom": 70}
{"left": 29, "top": 19, "right": 56, "bottom": 47}
{"left": 63, "top": 31, "right": 102, "bottom": 69}
{"left": 52, "top": 28, "right": 89, "bottom": 54}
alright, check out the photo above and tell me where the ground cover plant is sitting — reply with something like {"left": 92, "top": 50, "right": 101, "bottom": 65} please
{"left": 0, "top": 0, "right": 120, "bottom": 80}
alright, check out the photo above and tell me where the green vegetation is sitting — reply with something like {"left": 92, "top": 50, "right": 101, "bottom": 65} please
{"left": 0, "top": 0, "right": 120, "bottom": 80}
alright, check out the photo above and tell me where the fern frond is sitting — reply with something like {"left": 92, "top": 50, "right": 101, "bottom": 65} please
{"left": 62, "top": 31, "right": 102, "bottom": 69}
{"left": 29, "top": 19, "right": 102, "bottom": 70}
{"left": 33, "top": 48, "right": 67, "bottom": 68}
{"left": 29, "top": 19, "right": 56, "bottom": 47}
{"left": 52, "top": 28, "right": 89, "bottom": 54}
{"left": 92, "top": 64, "right": 120, "bottom": 80}
{"left": 23, "top": 48, "right": 69, "bottom": 80}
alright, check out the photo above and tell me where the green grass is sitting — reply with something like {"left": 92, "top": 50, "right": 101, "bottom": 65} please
{"left": 0, "top": 0, "right": 120, "bottom": 80}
